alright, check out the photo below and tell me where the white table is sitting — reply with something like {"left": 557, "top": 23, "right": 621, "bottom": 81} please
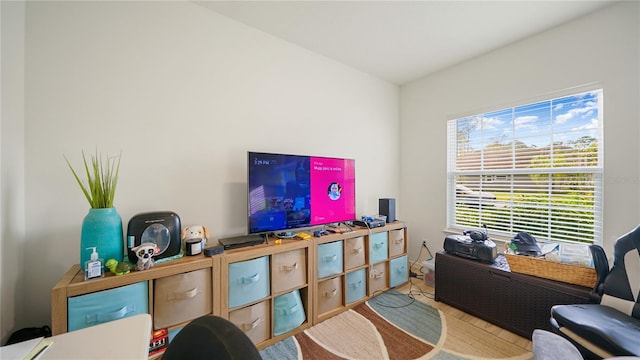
{"left": 1, "top": 314, "right": 151, "bottom": 359}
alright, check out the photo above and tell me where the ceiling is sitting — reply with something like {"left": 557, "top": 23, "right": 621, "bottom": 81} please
{"left": 196, "top": 1, "right": 616, "bottom": 85}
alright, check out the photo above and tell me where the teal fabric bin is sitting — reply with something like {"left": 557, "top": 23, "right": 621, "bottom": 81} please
{"left": 390, "top": 255, "right": 408, "bottom": 288}
{"left": 345, "top": 269, "right": 366, "bottom": 304}
{"left": 369, "top": 232, "right": 389, "bottom": 263}
{"left": 67, "top": 281, "right": 149, "bottom": 331}
{"left": 317, "top": 241, "right": 343, "bottom": 279}
{"left": 228, "top": 256, "right": 270, "bottom": 308}
{"left": 273, "top": 290, "right": 306, "bottom": 336}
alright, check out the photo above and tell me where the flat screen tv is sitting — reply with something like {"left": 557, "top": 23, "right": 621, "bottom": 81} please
{"left": 247, "top": 151, "right": 356, "bottom": 235}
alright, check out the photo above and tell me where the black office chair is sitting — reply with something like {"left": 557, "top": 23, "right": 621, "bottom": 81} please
{"left": 162, "top": 315, "right": 261, "bottom": 360}
{"left": 550, "top": 225, "right": 640, "bottom": 359}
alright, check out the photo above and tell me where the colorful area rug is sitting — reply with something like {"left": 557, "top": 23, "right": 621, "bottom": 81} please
{"left": 260, "top": 289, "right": 531, "bottom": 360}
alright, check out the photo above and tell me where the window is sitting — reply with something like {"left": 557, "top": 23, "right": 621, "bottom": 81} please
{"left": 447, "top": 89, "right": 603, "bottom": 244}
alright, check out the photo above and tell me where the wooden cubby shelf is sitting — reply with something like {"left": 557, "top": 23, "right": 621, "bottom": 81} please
{"left": 51, "top": 222, "right": 408, "bottom": 351}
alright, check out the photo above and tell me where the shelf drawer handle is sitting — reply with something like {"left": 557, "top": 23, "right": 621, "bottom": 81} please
{"left": 324, "top": 289, "right": 337, "bottom": 298}
{"left": 279, "top": 304, "right": 299, "bottom": 316}
{"left": 393, "top": 239, "right": 404, "bottom": 244}
{"left": 373, "top": 242, "right": 385, "bottom": 249}
{"left": 349, "top": 280, "right": 363, "bottom": 289}
{"left": 86, "top": 304, "right": 135, "bottom": 325}
{"left": 280, "top": 262, "right": 298, "bottom": 272}
{"left": 168, "top": 288, "right": 199, "bottom": 300}
{"left": 352, "top": 247, "right": 363, "bottom": 254}
{"left": 241, "top": 317, "right": 262, "bottom": 331}
{"left": 322, "top": 255, "right": 338, "bottom": 263}
{"left": 239, "top": 273, "right": 260, "bottom": 284}
{"left": 396, "top": 266, "right": 406, "bottom": 273}
{"left": 373, "top": 271, "right": 385, "bottom": 279}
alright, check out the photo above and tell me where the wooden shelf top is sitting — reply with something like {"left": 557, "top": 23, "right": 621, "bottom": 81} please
{"left": 56, "top": 254, "right": 215, "bottom": 297}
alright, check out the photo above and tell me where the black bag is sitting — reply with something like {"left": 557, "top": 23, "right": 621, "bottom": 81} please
{"left": 5, "top": 325, "right": 51, "bottom": 345}
{"left": 511, "top": 231, "right": 541, "bottom": 256}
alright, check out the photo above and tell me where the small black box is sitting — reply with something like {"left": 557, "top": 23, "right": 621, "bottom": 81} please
{"left": 353, "top": 219, "right": 386, "bottom": 228}
{"left": 379, "top": 198, "right": 396, "bottom": 223}
{"left": 204, "top": 245, "right": 224, "bottom": 256}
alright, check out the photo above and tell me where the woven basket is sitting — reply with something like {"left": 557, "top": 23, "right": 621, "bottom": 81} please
{"left": 504, "top": 252, "right": 597, "bottom": 288}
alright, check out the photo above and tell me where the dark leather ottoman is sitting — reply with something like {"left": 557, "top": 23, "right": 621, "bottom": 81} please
{"left": 435, "top": 251, "right": 592, "bottom": 338}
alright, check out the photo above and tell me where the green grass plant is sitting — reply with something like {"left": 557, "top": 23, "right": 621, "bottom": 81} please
{"left": 65, "top": 150, "right": 121, "bottom": 209}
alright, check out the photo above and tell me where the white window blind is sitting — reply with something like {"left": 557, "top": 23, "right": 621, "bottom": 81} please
{"left": 447, "top": 89, "right": 603, "bottom": 244}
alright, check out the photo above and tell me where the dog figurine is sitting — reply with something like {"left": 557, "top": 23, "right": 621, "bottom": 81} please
{"left": 132, "top": 242, "right": 158, "bottom": 271}
{"left": 182, "top": 225, "right": 210, "bottom": 247}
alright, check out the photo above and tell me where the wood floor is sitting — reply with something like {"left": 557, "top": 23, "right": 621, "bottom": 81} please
{"left": 395, "top": 261, "right": 534, "bottom": 359}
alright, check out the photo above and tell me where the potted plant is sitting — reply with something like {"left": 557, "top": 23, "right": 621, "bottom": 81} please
{"left": 65, "top": 150, "right": 124, "bottom": 267}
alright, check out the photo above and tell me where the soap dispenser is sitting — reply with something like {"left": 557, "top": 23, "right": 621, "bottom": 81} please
{"left": 85, "top": 247, "right": 104, "bottom": 280}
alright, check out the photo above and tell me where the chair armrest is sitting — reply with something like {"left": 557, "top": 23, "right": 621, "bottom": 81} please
{"left": 588, "top": 244, "right": 609, "bottom": 302}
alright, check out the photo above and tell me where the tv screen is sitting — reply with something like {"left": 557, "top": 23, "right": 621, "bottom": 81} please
{"left": 247, "top": 151, "right": 356, "bottom": 234}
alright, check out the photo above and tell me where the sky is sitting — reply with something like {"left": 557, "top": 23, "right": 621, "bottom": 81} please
{"left": 457, "top": 89, "right": 602, "bottom": 150}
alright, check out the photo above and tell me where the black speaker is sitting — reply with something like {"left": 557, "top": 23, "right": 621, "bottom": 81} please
{"left": 127, "top": 211, "right": 181, "bottom": 263}
{"left": 378, "top": 198, "right": 396, "bottom": 223}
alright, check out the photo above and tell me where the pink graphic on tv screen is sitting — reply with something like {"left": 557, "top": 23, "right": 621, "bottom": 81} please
{"left": 309, "top": 157, "right": 356, "bottom": 225}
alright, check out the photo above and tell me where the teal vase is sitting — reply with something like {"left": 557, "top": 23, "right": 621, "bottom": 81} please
{"left": 80, "top": 208, "right": 124, "bottom": 267}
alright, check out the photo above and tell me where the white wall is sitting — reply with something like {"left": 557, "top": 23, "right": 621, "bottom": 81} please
{"left": 400, "top": 2, "right": 640, "bottom": 260}
{"left": 1, "top": 1, "right": 399, "bottom": 339}
{"left": 1, "top": 0, "right": 26, "bottom": 344}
